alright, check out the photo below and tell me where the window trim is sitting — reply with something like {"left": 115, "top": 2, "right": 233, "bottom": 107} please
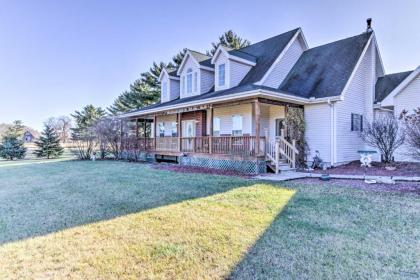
{"left": 218, "top": 63, "right": 226, "bottom": 87}
{"left": 186, "top": 68, "right": 193, "bottom": 94}
{"left": 158, "top": 122, "right": 165, "bottom": 137}
{"left": 351, "top": 113, "right": 363, "bottom": 132}
{"left": 213, "top": 117, "right": 221, "bottom": 137}
{"left": 232, "top": 114, "right": 243, "bottom": 136}
{"left": 171, "top": 122, "right": 177, "bottom": 137}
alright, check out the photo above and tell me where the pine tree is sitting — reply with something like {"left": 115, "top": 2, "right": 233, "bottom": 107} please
{"left": 208, "top": 30, "right": 251, "bottom": 55}
{"left": 34, "top": 125, "right": 64, "bottom": 159}
{"left": 0, "top": 135, "right": 26, "bottom": 160}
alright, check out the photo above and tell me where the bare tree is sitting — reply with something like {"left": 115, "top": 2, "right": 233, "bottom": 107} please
{"left": 400, "top": 108, "right": 420, "bottom": 160}
{"left": 45, "top": 116, "right": 72, "bottom": 143}
{"left": 93, "top": 117, "right": 125, "bottom": 159}
{"left": 360, "top": 114, "right": 405, "bottom": 163}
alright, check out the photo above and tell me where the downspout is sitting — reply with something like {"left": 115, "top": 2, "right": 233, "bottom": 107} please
{"left": 328, "top": 99, "right": 336, "bottom": 166}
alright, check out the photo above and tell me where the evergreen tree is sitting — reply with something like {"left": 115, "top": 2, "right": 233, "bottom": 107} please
{"left": 0, "top": 135, "right": 26, "bottom": 160}
{"left": 34, "top": 125, "right": 64, "bottom": 159}
{"left": 208, "top": 30, "right": 251, "bottom": 55}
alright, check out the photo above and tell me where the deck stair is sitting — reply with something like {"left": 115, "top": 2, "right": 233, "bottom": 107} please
{"left": 266, "top": 135, "right": 299, "bottom": 174}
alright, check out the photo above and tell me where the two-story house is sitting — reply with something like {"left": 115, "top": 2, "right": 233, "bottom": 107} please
{"left": 120, "top": 20, "right": 419, "bottom": 173}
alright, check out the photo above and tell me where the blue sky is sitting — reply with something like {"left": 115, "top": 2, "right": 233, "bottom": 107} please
{"left": 0, "top": 0, "right": 419, "bottom": 130}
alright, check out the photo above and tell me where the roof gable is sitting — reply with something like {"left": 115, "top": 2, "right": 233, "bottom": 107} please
{"left": 177, "top": 50, "right": 213, "bottom": 75}
{"left": 279, "top": 32, "right": 373, "bottom": 98}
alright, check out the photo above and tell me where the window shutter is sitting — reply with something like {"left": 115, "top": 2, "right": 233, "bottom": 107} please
{"left": 351, "top": 114, "right": 354, "bottom": 131}
{"left": 360, "top": 115, "right": 363, "bottom": 131}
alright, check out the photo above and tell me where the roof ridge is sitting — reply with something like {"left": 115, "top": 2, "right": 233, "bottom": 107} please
{"left": 304, "top": 31, "right": 373, "bottom": 52}
{"left": 236, "top": 27, "right": 300, "bottom": 52}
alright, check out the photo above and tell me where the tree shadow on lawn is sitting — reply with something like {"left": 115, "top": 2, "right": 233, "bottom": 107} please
{"left": 228, "top": 182, "right": 420, "bottom": 279}
{"left": 0, "top": 160, "right": 252, "bottom": 245}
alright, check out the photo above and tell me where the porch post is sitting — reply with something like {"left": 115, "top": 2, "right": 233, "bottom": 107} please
{"left": 177, "top": 113, "right": 181, "bottom": 152}
{"left": 153, "top": 115, "right": 157, "bottom": 150}
{"left": 208, "top": 106, "right": 213, "bottom": 154}
{"left": 254, "top": 100, "right": 261, "bottom": 156}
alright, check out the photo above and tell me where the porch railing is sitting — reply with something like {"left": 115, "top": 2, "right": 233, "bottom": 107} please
{"left": 122, "top": 136, "right": 265, "bottom": 156}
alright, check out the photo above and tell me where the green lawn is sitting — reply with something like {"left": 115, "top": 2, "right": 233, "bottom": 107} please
{"left": 0, "top": 161, "right": 418, "bottom": 279}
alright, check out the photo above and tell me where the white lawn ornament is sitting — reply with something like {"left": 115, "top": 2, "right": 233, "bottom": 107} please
{"left": 360, "top": 153, "right": 372, "bottom": 167}
{"left": 92, "top": 153, "right": 96, "bottom": 162}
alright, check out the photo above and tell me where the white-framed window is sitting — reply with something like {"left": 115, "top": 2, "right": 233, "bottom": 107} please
{"left": 162, "top": 81, "right": 168, "bottom": 100}
{"left": 232, "top": 115, "right": 243, "bottom": 136}
{"left": 186, "top": 68, "right": 193, "bottom": 94}
{"left": 213, "top": 117, "right": 221, "bottom": 136}
{"left": 171, "top": 122, "right": 177, "bottom": 137}
{"left": 351, "top": 113, "right": 363, "bottom": 132}
{"left": 218, "top": 63, "right": 225, "bottom": 86}
{"left": 158, "top": 122, "right": 165, "bottom": 137}
{"left": 194, "top": 72, "right": 198, "bottom": 92}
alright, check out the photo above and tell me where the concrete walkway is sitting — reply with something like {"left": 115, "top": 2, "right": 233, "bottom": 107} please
{"left": 254, "top": 171, "right": 420, "bottom": 182}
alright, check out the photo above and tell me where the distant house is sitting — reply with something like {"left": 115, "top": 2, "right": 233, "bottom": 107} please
{"left": 23, "top": 131, "right": 34, "bottom": 143}
{"left": 119, "top": 19, "right": 419, "bottom": 173}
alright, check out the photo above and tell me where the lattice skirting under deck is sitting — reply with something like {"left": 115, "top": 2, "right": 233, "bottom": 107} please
{"left": 179, "top": 156, "right": 266, "bottom": 174}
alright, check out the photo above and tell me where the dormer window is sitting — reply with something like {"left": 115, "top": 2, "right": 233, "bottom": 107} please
{"left": 162, "top": 81, "right": 168, "bottom": 101}
{"left": 218, "top": 64, "right": 226, "bottom": 86}
{"left": 186, "top": 68, "right": 193, "bottom": 94}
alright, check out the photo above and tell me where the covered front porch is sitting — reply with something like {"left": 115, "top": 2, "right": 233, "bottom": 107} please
{"left": 121, "top": 97, "right": 300, "bottom": 171}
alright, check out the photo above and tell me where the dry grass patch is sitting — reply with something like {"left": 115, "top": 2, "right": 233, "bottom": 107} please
{"left": 0, "top": 184, "right": 295, "bottom": 279}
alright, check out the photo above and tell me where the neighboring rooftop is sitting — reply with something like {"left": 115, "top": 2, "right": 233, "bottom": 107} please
{"left": 375, "top": 70, "right": 413, "bottom": 102}
{"left": 279, "top": 31, "right": 373, "bottom": 98}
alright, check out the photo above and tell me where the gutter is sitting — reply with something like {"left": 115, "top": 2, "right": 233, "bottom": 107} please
{"left": 118, "top": 89, "right": 343, "bottom": 119}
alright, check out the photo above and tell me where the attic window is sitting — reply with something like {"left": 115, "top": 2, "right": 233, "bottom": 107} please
{"left": 186, "top": 68, "right": 193, "bottom": 94}
{"left": 218, "top": 64, "right": 225, "bottom": 86}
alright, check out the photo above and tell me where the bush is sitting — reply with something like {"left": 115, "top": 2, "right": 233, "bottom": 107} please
{"left": 360, "top": 114, "right": 404, "bottom": 163}
{"left": 0, "top": 135, "right": 26, "bottom": 160}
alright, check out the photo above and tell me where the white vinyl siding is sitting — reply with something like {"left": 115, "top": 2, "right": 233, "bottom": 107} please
{"left": 334, "top": 39, "right": 376, "bottom": 164}
{"left": 304, "top": 103, "right": 332, "bottom": 165}
{"left": 213, "top": 104, "right": 252, "bottom": 136}
{"left": 169, "top": 79, "right": 180, "bottom": 100}
{"left": 229, "top": 60, "right": 252, "bottom": 87}
{"left": 257, "top": 104, "right": 286, "bottom": 141}
{"left": 200, "top": 69, "right": 214, "bottom": 94}
{"left": 393, "top": 73, "right": 420, "bottom": 162}
{"left": 263, "top": 37, "right": 305, "bottom": 88}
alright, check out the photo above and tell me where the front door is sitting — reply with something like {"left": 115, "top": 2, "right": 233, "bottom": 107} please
{"left": 182, "top": 120, "right": 196, "bottom": 151}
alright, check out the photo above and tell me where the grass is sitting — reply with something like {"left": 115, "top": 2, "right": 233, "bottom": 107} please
{"left": 0, "top": 161, "right": 418, "bottom": 279}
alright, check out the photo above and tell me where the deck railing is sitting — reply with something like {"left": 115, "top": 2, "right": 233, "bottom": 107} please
{"left": 122, "top": 136, "right": 265, "bottom": 156}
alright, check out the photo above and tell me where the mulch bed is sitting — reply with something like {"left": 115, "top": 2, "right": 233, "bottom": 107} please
{"left": 309, "top": 161, "right": 420, "bottom": 177}
{"left": 289, "top": 178, "right": 420, "bottom": 195}
{"left": 151, "top": 163, "right": 252, "bottom": 178}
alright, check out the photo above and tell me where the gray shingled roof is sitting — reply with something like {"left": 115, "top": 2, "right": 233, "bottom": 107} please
{"left": 375, "top": 71, "right": 413, "bottom": 102}
{"left": 188, "top": 50, "right": 213, "bottom": 68}
{"left": 279, "top": 32, "right": 373, "bottom": 98}
{"left": 125, "top": 29, "right": 381, "bottom": 117}
{"left": 238, "top": 28, "right": 300, "bottom": 85}
{"left": 168, "top": 68, "right": 179, "bottom": 78}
